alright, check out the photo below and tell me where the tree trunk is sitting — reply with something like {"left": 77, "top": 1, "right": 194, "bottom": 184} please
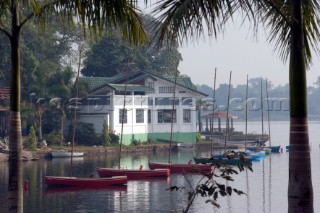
{"left": 8, "top": 1, "right": 23, "bottom": 212}
{"left": 288, "top": 1, "right": 313, "bottom": 212}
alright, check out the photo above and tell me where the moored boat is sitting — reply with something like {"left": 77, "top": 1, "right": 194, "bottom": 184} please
{"left": 50, "top": 150, "right": 84, "bottom": 158}
{"left": 246, "top": 145, "right": 281, "bottom": 153}
{"left": 45, "top": 175, "right": 127, "bottom": 188}
{"left": 96, "top": 167, "right": 170, "bottom": 180}
{"left": 148, "top": 162, "right": 212, "bottom": 173}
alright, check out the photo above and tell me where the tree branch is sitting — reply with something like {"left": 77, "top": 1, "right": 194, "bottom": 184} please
{"left": 0, "top": 27, "right": 11, "bottom": 39}
{"left": 262, "top": 0, "right": 291, "bottom": 25}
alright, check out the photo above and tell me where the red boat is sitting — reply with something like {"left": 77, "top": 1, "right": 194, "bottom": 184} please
{"left": 45, "top": 176, "right": 127, "bottom": 188}
{"left": 96, "top": 167, "right": 170, "bottom": 180}
{"left": 148, "top": 162, "right": 212, "bottom": 173}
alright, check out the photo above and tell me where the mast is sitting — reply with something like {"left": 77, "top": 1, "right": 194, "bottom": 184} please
{"left": 224, "top": 71, "right": 232, "bottom": 154}
{"left": 168, "top": 70, "right": 178, "bottom": 163}
{"left": 260, "top": 78, "right": 264, "bottom": 141}
{"left": 245, "top": 75, "right": 249, "bottom": 151}
{"left": 70, "top": 48, "right": 82, "bottom": 176}
{"left": 118, "top": 60, "right": 130, "bottom": 169}
{"left": 210, "top": 68, "right": 217, "bottom": 156}
{"left": 265, "top": 78, "right": 272, "bottom": 146}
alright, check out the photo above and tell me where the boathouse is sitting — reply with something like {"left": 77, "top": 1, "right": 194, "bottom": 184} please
{"left": 77, "top": 70, "right": 207, "bottom": 145}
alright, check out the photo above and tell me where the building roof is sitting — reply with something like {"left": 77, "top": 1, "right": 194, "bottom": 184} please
{"left": 108, "top": 84, "right": 154, "bottom": 92}
{"left": 79, "top": 70, "right": 206, "bottom": 96}
{"left": 202, "top": 112, "right": 238, "bottom": 119}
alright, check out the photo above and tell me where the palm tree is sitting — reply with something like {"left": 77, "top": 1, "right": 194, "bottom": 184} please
{"left": 149, "top": 1, "right": 319, "bottom": 212}
{"left": 0, "top": 1, "right": 148, "bottom": 211}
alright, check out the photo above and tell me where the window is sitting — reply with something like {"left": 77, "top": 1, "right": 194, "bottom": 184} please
{"left": 119, "top": 109, "right": 127, "bottom": 124}
{"left": 159, "top": 86, "right": 174, "bottom": 93}
{"left": 158, "top": 109, "right": 176, "bottom": 123}
{"left": 136, "top": 109, "right": 144, "bottom": 123}
{"left": 148, "top": 82, "right": 154, "bottom": 94}
{"left": 148, "top": 98, "right": 153, "bottom": 106}
{"left": 183, "top": 109, "right": 191, "bottom": 123}
{"left": 182, "top": 97, "right": 193, "bottom": 106}
{"left": 155, "top": 97, "right": 179, "bottom": 106}
{"left": 148, "top": 110, "right": 152, "bottom": 123}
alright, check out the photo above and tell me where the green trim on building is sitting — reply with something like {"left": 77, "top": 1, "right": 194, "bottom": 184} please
{"left": 120, "top": 132, "right": 196, "bottom": 145}
{"left": 147, "top": 132, "right": 196, "bottom": 144}
{"left": 120, "top": 133, "right": 148, "bottom": 145}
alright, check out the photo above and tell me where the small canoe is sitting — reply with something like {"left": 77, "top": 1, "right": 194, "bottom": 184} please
{"left": 50, "top": 151, "right": 84, "bottom": 158}
{"left": 148, "top": 162, "right": 212, "bottom": 173}
{"left": 45, "top": 176, "right": 127, "bottom": 188}
{"left": 194, "top": 156, "right": 252, "bottom": 165}
{"left": 96, "top": 168, "right": 170, "bottom": 180}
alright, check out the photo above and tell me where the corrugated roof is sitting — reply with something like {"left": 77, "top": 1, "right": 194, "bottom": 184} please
{"left": 165, "top": 76, "right": 196, "bottom": 90}
{"left": 79, "top": 77, "right": 112, "bottom": 91}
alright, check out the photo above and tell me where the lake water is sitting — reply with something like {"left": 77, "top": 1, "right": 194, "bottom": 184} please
{"left": 1, "top": 121, "right": 320, "bottom": 213}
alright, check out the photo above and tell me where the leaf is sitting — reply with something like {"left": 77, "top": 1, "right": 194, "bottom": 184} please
{"left": 211, "top": 200, "right": 221, "bottom": 208}
{"left": 167, "top": 186, "right": 180, "bottom": 191}
{"left": 219, "top": 190, "right": 227, "bottom": 197}
{"left": 226, "top": 186, "right": 232, "bottom": 195}
{"left": 214, "top": 191, "right": 218, "bottom": 200}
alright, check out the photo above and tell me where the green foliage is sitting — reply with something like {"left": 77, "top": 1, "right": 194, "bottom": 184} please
{"left": 81, "top": 15, "right": 182, "bottom": 78}
{"left": 131, "top": 139, "right": 141, "bottom": 146}
{"left": 26, "top": 126, "right": 37, "bottom": 150}
{"left": 168, "top": 151, "right": 251, "bottom": 212}
{"left": 44, "top": 131, "right": 62, "bottom": 146}
{"left": 100, "top": 121, "right": 112, "bottom": 146}
{"left": 67, "top": 122, "right": 99, "bottom": 146}
{"left": 196, "top": 132, "right": 203, "bottom": 143}
{"left": 109, "top": 131, "right": 120, "bottom": 145}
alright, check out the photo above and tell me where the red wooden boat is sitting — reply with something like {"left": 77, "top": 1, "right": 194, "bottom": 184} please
{"left": 96, "top": 167, "right": 170, "bottom": 180}
{"left": 148, "top": 162, "right": 212, "bottom": 173}
{"left": 45, "top": 176, "right": 127, "bottom": 188}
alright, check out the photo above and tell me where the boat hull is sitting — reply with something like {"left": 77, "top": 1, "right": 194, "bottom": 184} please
{"left": 50, "top": 151, "right": 84, "bottom": 158}
{"left": 247, "top": 145, "right": 281, "bottom": 153}
{"left": 96, "top": 168, "right": 170, "bottom": 179}
{"left": 148, "top": 162, "right": 212, "bottom": 173}
{"left": 45, "top": 176, "right": 127, "bottom": 188}
{"left": 194, "top": 157, "right": 252, "bottom": 165}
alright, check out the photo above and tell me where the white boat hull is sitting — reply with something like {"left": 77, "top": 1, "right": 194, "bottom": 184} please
{"left": 50, "top": 151, "right": 84, "bottom": 158}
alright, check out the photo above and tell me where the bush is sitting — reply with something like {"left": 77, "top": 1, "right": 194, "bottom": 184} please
{"left": 45, "top": 131, "right": 62, "bottom": 146}
{"left": 26, "top": 126, "right": 37, "bottom": 150}
{"left": 100, "top": 121, "right": 112, "bottom": 146}
{"left": 109, "top": 131, "right": 119, "bottom": 145}
{"left": 196, "top": 132, "right": 203, "bottom": 143}
{"left": 67, "top": 122, "right": 99, "bottom": 146}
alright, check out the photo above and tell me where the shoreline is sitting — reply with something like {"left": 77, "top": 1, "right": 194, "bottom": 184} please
{"left": 0, "top": 142, "right": 241, "bottom": 162}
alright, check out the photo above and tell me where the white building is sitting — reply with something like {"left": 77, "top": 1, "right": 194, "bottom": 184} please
{"left": 78, "top": 71, "right": 207, "bottom": 145}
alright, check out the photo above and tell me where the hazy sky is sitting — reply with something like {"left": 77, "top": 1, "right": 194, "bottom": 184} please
{"left": 177, "top": 24, "right": 320, "bottom": 88}
{"left": 141, "top": 2, "right": 320, "bottom": 88}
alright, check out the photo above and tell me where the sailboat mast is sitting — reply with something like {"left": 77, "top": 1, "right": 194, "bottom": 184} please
{"left": 260, "top": 78, "right": 264, "bottom": 140}
{"left": 118, "top": 61, "right": 130, "bottom": 169}
{"left": 245, "top": 75, "right": 248, "bottom": 151}
{"left": 168, "top": 70, "right": 178, "bottom": 163}
{"left": 224, "top": 71, "right": 232, "bottom": 154}
{"left": 265, "top": 78, "right": 272, "bottom": 146}
{"left": 211, "top": 68, "right": 217, "bottom": 156}
{"left": 70, "top": 49, "right": 82, "bottom": 176}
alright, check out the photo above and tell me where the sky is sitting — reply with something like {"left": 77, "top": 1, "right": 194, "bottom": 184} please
{"left": 177, "top": 24, "right": 320, "bottom": 88}
{"left": 141, "top": 1, "right": 320, "bottom": 89}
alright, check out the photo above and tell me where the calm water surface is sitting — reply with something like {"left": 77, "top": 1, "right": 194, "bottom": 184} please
{"left": 1, "top": 121, "right": 320, "bottom": 213}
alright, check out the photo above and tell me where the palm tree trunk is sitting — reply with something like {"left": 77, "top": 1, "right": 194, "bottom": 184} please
{"left": 8, "top": 1, "right": 23, "bottom": 212}
{"left": 288, "top": 1, "right": 313, "bottom": 212}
